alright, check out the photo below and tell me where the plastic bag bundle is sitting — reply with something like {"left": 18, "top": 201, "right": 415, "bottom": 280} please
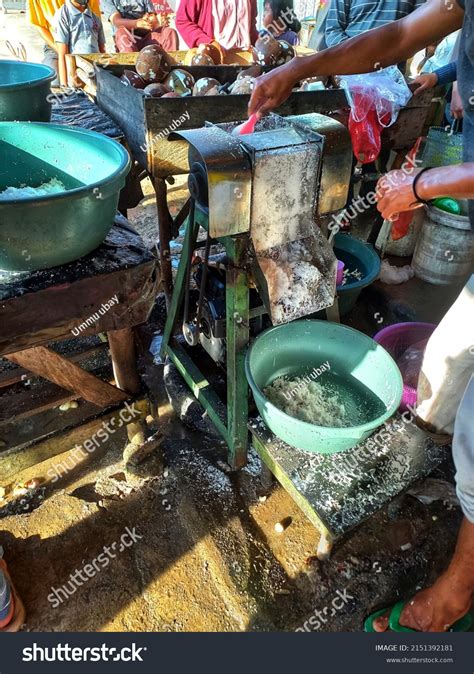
{"left": 340, "top": 67, "right": 412, "bottom": 163}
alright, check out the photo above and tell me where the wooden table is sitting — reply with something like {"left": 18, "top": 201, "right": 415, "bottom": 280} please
{"left": 0, "top": 216, "right": 159, "bottom": 481}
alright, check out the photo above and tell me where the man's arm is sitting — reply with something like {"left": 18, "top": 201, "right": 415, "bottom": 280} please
{"left": 175, "top": 0, "right": 213, "bottom": 48}
{"left": 325, "top": 0, "right": 350, "bottom": 47}
{"left": 36, "top": 25, "right": 56, "bottom": 49}
{"left": 109, "top": 11, "right": 150, "bottom": 29}
{"left": 377, "top": 163, "right": 474, "bottom": 220}
{"left": 249, "top": 0, "right": 464, "bottom": 116}
{"left": 56, "top": 42, "right": 69, "bottom": 86}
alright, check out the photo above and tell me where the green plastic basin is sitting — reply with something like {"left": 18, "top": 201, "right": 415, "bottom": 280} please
{"left": 245, "top": 320, "right": 403, "bottom": 454}
{"left": 335, "top": 233, "right": 381, "bottom": 315}
{"left": 0, "top": 61, "right": 55, "bottom": 122}
{"left": 0, "top": 122, "right": 131, "bottom": 271}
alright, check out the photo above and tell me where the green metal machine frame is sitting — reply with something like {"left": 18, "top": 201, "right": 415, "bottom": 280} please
{"left": 161, "top": 205, "right": 252, "bottom": 469}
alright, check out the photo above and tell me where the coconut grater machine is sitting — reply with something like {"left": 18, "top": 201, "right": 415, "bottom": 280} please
{"left": 160, "top": 113, "right": 353, "bottom": 469}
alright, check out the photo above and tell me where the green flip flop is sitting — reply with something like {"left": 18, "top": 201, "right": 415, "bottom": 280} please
{"left": 364, "top": 607, "right": 391, "bottom": 632}
{"left": 388, "top": 601, "right": 473, "bottom": 633}
{"left": 365, "top": 602, "right": 473, "bottom": 633}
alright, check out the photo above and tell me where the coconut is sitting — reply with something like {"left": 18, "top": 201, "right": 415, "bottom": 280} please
{"left": 191, "top": 53, "right": 215, "bottom": 66}
{"left": 136, "top": 44, "right": 172, "bottom": 83}
{"left": 276, "top": 40, "right": 295, "bottom": 66}
{"left": 144, "top": 82, "right": 170, "bottom": 97}
{"left": 193, "top": 77, "right": 221, "bottom": 96}
{"left": 120, "top": 69, "right": 146, "bottom": 89}
{"left": 252, "top": 31, "right": 281, "bottom": 66}
{"left": 229, "top": 76, "right": 255, "bottom": 95}
{"left": 164, "top": 69, "right": 195, "bottom": 96}
{"left": 197, "top": 42, "right": 222, "bottom": 64}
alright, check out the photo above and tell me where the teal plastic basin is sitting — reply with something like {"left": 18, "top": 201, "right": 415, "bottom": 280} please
{"left": 245, "top": 320, "right": 403, "bottom": 454}
{"left": 335, "top": 233, "right": 381, "bottom": 315}
{"left": 0, "top": 61, "right": 55, "bottom": 122}
{"left": 0, "top": 122, "right": 131, "bottom": 271}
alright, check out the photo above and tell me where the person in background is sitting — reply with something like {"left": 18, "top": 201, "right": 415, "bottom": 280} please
{"left": 28, "top": 0, "right": 101, "bottom": 83}
{"left": 325, "top": 0, "right": 424, "bottom": 47}
{"left": 262, "top": 0, "right": 301, "bottom": 46}
{"left": 101, "top": 0, "right": 178, "bottom": 53}
{"left": 175, "top": 0, "right": 259, "bottom": 52}
{"left": 414, "top": 61, "right": 464, "bottom": 123}
{"left": 248, "top": 0, "right": 474, "bottom": 632}
{"left": 54, "top": 0, "right": 106, "bottom": 87}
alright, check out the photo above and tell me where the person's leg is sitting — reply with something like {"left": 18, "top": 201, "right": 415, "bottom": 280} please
{"left": 114, "top": 26, "right": 143, "bottom": 53}
{"left": 42, "top": 44, "right": 59, "bottom": 86}
{"left": 373, "top": 378, "right": 474, "bottom": 632}
{"left": 142, "top": 26, "right": 179, "bottom": 51}
{"left": 416, "top": 275, "right": 474, "bottom": 435}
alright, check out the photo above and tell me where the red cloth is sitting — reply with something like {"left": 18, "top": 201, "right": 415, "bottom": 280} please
{"left": 175, "top": 0, "right": 258, "bottom": 49}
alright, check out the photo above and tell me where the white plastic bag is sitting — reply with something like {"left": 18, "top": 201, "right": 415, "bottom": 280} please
{"left": 340, "top": 66, "right": 412, "bottom": 128}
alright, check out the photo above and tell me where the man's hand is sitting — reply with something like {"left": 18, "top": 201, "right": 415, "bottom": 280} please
{"left": 156, "top": 11, "right": 170, "bottom": 27}
{"left": 450, "top": 81, "right": 464, "bottom": 119}
{"left": 413, "top": 71, "right": 438, "bottom": 95}
{"left": 248, "top": 63, "right": 297, "bottom": 117}
{"left": 376, "top": 168, "right": 424, "bottom": 221}
{"left": 136, "top": 15, "right": 153, "bottom": 30}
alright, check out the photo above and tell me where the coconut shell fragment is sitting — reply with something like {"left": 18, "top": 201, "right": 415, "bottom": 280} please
{"left": 276, "top": 40, "right": 295, "bottom": 65}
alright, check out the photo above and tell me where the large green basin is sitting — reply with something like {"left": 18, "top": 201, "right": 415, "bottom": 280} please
{"left": 0, "top": 123, "right": 131, "bottom": 271}
{"left": 0, "top": 61, "right": 55, "bottom": 121}
{"left": 245, "top": 320, "right": 403, "bottom": 454}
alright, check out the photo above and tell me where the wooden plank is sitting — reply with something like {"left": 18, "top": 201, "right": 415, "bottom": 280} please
{"left": 5, "top": 346, "right": 128, "bottom": 408}
{"left": 0, "top": 343, "right": 108, "bottom": 389}
{"left": 0, "top": 397, "right": 149, "bottom": 484}
{"left": 0, "top": 382, "right": 80, "bottom": 425}
{"left": 0, "top": 398, "right": 107, "bottom": 453}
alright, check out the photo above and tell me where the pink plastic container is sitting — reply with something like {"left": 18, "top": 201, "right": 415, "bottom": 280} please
{"left": 374, "top": 322, "right": 436, "bottom": 412}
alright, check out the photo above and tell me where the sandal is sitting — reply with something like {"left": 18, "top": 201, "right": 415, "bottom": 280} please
{"left": 0, "top": 559, "right": 25, "bottom": 633}
{"left": 364, "top": 600, "right": 472, "bottom": 632}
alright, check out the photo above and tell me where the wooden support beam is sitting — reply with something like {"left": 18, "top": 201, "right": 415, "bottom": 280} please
{"left": 107, "top": 328, "right": 141, "bottom": 396}
{"left": 5, "top": 346, "right": 128, "bottom": 408}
